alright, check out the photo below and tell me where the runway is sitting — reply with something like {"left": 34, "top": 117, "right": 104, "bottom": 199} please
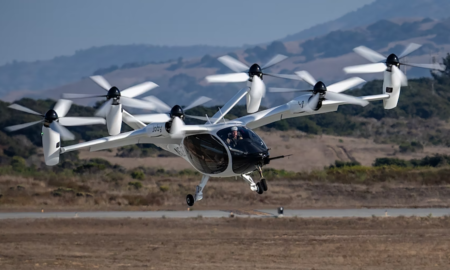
{"left": 0, "top": 208, "right": 449, "bottom": 219}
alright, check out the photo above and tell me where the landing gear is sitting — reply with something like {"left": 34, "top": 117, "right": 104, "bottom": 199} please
{"left": 186, "top": 174, "right": 210, "bottom": 207}
{"left": 261, "top": 178, "right": 268, "bottom": 191}
{"left": 256, "top": 182, "right": 264, "bottom": 194}
{"left": 186, "top": 194, "right": 194, "bottom": 206}
{"left": 242, "top": 174, "right": 265, "bottom": 195}
{"left": 257, "top": 165, "right": 268, "bottom": 191}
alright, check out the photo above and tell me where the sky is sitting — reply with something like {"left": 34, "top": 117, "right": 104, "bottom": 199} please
{"left": 0, "top": 0, "right": 375, "bottom": 65}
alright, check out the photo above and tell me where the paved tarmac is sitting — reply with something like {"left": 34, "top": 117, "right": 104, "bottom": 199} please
{"left": 0, "top": 208, "right": 449, "bottom": 219}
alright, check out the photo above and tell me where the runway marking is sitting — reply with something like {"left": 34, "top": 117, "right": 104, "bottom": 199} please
{"left": 222, "top": 210, "right": 273, "bottom": 216}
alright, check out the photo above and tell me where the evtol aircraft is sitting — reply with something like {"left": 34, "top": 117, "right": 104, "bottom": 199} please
{"left": 5, "top": 43, "right": 445, "bottom": 206}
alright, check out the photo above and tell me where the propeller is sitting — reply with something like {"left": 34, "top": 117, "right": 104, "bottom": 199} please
{"left": 270, "top": 71, "right": 368, "bottom": 111}
{"left": 63, "top": 75, "right": 159, "bottom": 117}
{"left": 5, "top": 99, "right": 106, "bottom": 140}
{"left": 344, "top": 43, "right": 445, "bottom": 87}
{"left": 205, "top": 54, "right": 299, "bottom": 113}
{"left": 205, "top": 54, "right": 296, "bottom": 83}
{"left": 132, "top": 96, "right": 212, "bottom": 123}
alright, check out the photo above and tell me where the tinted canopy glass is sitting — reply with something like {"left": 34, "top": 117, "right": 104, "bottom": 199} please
{"left": 217, "top": 126, "right": 268, "bottom": 174}
{"left": 183, "top": 134, "right": 229, "bottom": 174}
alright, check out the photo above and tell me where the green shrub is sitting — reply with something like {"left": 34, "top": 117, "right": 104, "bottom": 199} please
{"left": 159, "top": 185, "right": 170, "bottom": 192}
{"left": 399, "top": 141, "right": 423, "bottom": 153}
{"left": 128, "top": 181, "right": 143, "bottom": 190}
{"left": 11, "top": 156, "right": 27, "bottom": 171}
{"left": 131, "top": 170, "right": 145, "bottom": 180}
{"left": 373, "top": 158, "right": 409, "bottom": 167}
{"left": 329, "top": 160, "right": 361, "bottom": 169}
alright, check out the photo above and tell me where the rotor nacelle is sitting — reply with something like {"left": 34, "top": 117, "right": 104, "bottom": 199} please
{"left": 170, "top": 105, "right": 185, "bottom": 120}
{"left": 44, "top": 109, "right": 58, "bottom": 127}
{"left": 248, "top": 64, "right": 263, "bottom": 80}
{"left": 107, "top": 86, "right": 121, "bottom": 100}
{"left": 386, "top": 54, "right": 400, "bottom": 67}
{"left": 313, "top": 81, "right": 327, "bottom": 95}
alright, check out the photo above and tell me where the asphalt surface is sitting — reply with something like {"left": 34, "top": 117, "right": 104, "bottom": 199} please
{"left": 0, "top": 208, "right": 449, "bottom": 219}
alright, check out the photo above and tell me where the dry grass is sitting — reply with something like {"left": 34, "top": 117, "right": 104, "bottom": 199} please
{"left": 2, "top": 173, "right": 450, "bottom": 211}
{"left": 1, "top": 217, "right": 450, "bottom": 269}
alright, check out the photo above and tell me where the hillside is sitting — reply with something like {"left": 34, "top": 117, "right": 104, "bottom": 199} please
{"left": 0, "top": 44, "right": 237, "bottom": 95}
{"left": 12, "top": 17, "right": 447, "bottom": 109}
{"left": 282, "top": 0, "right": 450, "bottom": 42}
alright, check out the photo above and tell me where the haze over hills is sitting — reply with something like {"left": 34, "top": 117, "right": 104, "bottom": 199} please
{"left": 282, "top": 0, "right": 450, "bottom": 42}
{"left": 1, "top": 0, "right": 450, "bottom": 108}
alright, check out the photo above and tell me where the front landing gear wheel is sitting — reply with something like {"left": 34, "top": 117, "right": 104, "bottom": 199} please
{"left": 261, "top": 178, "right": 268, "bottom": 191}
{"left": 186, "top": 194, "right": 195, "bottom": 206}
{"left": 256, "top": 182, "right": 264, "bottom": 194}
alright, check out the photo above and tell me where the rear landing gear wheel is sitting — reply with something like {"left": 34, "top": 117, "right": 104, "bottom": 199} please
{"left": 186, "top": 194, "right": 195, "bottom": 206}
{"left": 261, "top": 178, "right": 268, "bottom": 191}
{"left": 256, "top": 182, "right": 264, "bottom": 195}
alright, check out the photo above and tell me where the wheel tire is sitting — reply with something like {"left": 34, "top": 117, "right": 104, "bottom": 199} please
{"left": 186, "top": 194, "right": 195, "bottom": 206}
{"left": 261, "top": 178, "right": 268, "bottom": 191}
{"left": 256, "top": 182, "right": 264, "bottom": 194}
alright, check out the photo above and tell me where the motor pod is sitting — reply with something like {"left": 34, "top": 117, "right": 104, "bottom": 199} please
{"left": 289, "top": 94, "right": 312, "bottom": 113}
{"left": 246, "top": 76, "right": 265, "bottom": 113}
{"left": 42, "top": 124, "right": 61, "bottom": 166}
{"left": 382, "top": 70, "right": 400, "bottom": 109}
{"left": 107, "top": 103, "right": 122, "bottom": 135}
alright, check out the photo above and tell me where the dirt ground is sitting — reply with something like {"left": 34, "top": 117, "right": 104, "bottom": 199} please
{"left": 0, "top": 217, "right": 449, "bottom": 270}
{"left": 79, "top": 131, "right": 450, "bottom": 172}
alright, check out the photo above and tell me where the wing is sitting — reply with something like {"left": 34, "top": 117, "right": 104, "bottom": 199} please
{"left": 60, "top": 128, "right": 182, "bottom": 153}
{"left": 236, "top": 94, "right": 389, "bottom": 129}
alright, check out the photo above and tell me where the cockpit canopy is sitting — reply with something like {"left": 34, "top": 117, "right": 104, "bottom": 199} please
{"left": 217, "top": 126, "right": 268, "bottom": 174}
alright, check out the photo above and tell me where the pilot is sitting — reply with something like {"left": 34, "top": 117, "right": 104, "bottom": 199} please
{"left": 227, "top": 126, "right": 243, "bottom": 147}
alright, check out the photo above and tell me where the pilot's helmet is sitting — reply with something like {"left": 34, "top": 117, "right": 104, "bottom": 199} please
{"left": 231, "top": 126, "right": 238, "bottom": 131}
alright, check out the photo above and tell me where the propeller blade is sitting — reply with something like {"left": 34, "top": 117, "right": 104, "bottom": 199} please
{"left": 354, "top": 46, "right": 386, "bottom": 63}
{"left": 295, "top": 71, "right": 317, "bottom": 86}
{"left": 305, "top": 94, "right": 320, "bottom": 112}
{"left": 170, "top": 116, "right": 185, "bottom": 138}
{"left": 399, "top": 43, "right": 422, "bottom": 59}
{"left": 325, "top": 91, "right": 369, "bottom": 107}
{"left": 53, "top": 99, "right": 72, "bottom": 118}
{"left": 391, "top": 65, "right": 408, "bottom": 87}
{"left": 143, "top": 96, "right": 171, "bottom": 113}
{"left": 5, "top": 120, "right": 43, "bottom": 132}
{"left": 401, "top": 62, "right": 446, "bottom": 71}
{"left": 264, "top": 73, "right": 304, "bottom": 80}
{"left": 90, "top": 75, "right": 112, "bottom": 91}
{"left": 261, "top": 54, "right": 288, "bottom": 70}
{"left": 205, "top": 73, "right": 249, "bottom": 83}
{"left": 269, "top": 88, "right": 312, "bottom": 93}
{"left": 120, "top": 97, "right": 157, "bottom": 110}
{"left": 59, "top": 117, "right": 106, "bottom": 126}
{"left": 121, "top": 81, "right": 159, "bottom": 98}
{"left": 52, "top": 122, "right": 75, "bottom": 141}
{"left": 185, "top": 115, "right": 211, "bottom": 121}
{"left": 62, "top": 93, "right": 107, "bottom": 99}
{"left": 95, "top": 99, "right": 113, "bottom": 117}
{"left": 217, "top": 55, "right": 249, "bottom": 73}
{"left": 327, "top": 77, "right": 366, "bottom": 93}
{"left": 184, "top": 96, "right": 212, "bottom": 111}
{"left": 344, "top": 63, "right": 387, "bottom": 74}
{"left": 133, "top": 113, "right": 171, "bottom": 123}
{"left": 8, "top": 104, "right": 43, "bottom": 116}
